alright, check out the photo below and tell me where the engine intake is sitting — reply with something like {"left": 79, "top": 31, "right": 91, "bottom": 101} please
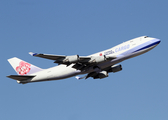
{"left": 63, "top": 55, "right": 80, "bottom": 63}
{"left": 89, "top": 56, "right": 106, "bottom": 63}
{"left": 108, "top": 64, "right": 122, "bottom": 73}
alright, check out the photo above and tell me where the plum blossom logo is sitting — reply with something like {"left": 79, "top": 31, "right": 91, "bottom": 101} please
{"left": 16, "top": 61, "right": 31, "bottom": 75}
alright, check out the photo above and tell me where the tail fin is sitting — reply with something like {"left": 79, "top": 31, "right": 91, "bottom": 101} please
{"left": 8, "top": 57, "right": 43, "bottom": 75}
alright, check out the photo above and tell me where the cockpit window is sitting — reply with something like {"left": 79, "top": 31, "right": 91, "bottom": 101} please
{"left": 144, "top": 36, "right": 148, "bottom": 38}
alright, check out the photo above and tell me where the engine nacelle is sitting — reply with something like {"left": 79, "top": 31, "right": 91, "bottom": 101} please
{"left": 89, "top": 56, "right": 106, "bottom": 63}
{"left": 108, "top": 64, "right": 122, "bottom": 73}
{"left": 94, "top": 71, "right": 109, "bottom": 79}
{"left": 63, "top": 55, "right": 79, "bottom": 63}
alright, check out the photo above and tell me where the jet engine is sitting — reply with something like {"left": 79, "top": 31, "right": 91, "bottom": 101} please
{"left": 108, "top": 64, "right": 122, "bottom": 73}
{"left": 57, "top": 55, "right": 80, "bottom": 64}
{"left": 94, "top": 71, "right": 109, "bottom": 79}
{"left": 89, "top": 56, "right": 106, "bottom": 63}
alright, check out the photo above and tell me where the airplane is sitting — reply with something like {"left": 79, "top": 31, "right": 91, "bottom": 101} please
{"left": 7, "top": 36, "right": 161, "bottom": 84}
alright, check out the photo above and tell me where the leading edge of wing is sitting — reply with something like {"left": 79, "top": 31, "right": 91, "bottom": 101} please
{"left": 29, "top": 52, "right": 116, "bottom": 69}
{"left": 29, "top": 52, "right": 91, "bottom": 62}
{"left": 29, "top": 52, "right": 116, "bottom": 61}
{"left": 29, "top": 52, "right": 66, "bottom": 60}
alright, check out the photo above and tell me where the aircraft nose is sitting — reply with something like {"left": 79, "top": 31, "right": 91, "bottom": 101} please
{"left": 151, "top": 38, "right": 161, "bottom": 45}
{"left": 158, "top": 39, "right": 161, "bottom": 44}
{"left": 156, "top": 39, "right": 161, "bottom": 45}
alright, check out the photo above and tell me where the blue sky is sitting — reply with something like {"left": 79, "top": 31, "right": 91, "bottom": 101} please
{"left": 0, "top": 0, "right": 167, "bottom": 120}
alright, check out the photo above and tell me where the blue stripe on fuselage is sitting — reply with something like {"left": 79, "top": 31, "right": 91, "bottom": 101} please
{"left": 118, "top": 39, "right": 160, "bottom": 57}
{"left": 132, "top": 41, "right": 160, "bottom": 53}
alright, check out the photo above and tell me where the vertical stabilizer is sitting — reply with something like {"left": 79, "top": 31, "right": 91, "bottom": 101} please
{"left": 8, "top": 57, "right": 43, "bottom": 75}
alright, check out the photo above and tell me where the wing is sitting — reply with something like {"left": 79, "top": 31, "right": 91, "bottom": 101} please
{"left": 29, "top": 52, "right": 91, "bottom": 64}
{"left": 29, "top": 52, "right": 116, "bottom": 70}
{"left": 29, "top": 52, "right": 67, "bottom": 60}
{"left": 76, "top": 64, "right": 122, "bottom": 80}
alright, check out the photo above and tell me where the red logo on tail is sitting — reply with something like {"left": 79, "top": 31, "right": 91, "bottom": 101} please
{"left": 16, "top": 61, "right": 31, "bottom": 75}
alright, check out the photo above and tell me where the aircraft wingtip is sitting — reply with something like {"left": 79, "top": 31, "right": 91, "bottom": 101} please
{"left": 75, "top": 76, "right": 81, "bottom": 80}
{"left": 29, "top": 52, "right": 37, "bottom": 56}
{"left": 75, "top": 76, "right": 86, "bottom": 80}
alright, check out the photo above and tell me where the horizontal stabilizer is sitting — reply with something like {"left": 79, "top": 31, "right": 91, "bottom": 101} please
{"left": 7, "top": 75, "right": 35, "bottom": 81}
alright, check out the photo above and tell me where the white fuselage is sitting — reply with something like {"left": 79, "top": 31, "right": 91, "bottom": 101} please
{"left": 26, "top": 36, "right": 160, "bottom": 83}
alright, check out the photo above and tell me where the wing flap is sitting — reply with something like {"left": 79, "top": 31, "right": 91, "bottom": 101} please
{"left": 7, "top": 75, "right": 35, "bottom": 81}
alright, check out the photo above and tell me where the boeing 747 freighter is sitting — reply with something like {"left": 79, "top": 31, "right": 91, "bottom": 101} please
{"left": 7, "top": 36, "right": 160, "bottom": 84}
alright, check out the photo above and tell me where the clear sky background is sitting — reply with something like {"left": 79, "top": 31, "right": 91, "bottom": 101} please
{"left": 0, "top": 0, "right": 167, "bottom": 120}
